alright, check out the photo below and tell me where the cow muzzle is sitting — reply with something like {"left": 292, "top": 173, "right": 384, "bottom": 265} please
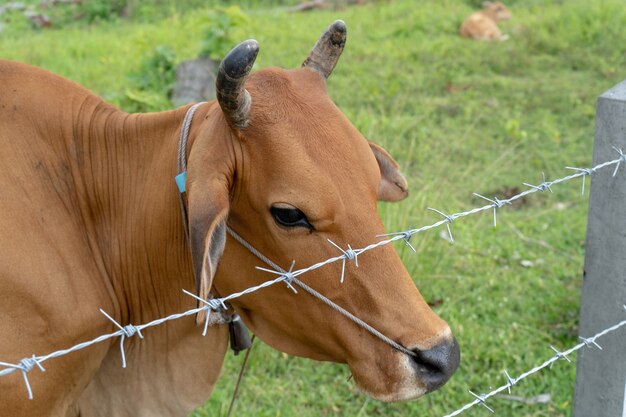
{"left": 349, "top": 330, "right": 460, "bottom": 402}
{"left": 409, "top": 336, "right": 460, "bottom": 392}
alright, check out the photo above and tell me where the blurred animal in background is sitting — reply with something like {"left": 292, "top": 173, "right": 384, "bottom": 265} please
{"left": 459, "top": 1, "right": 511, "bottom": 41}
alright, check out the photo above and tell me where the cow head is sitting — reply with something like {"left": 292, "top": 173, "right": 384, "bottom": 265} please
{"left": 185, "top": 20, "right": 459, "bottom": 402}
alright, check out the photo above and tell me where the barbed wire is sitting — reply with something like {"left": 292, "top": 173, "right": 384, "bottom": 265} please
{"left": 441, "top": 307, "right": 626, "bottom": 417}
{"left": 1, "top": 149, "right": 624, "bottom": 400}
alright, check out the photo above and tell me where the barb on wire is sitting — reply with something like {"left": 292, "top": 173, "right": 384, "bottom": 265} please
{"left": 182, "top": 290, "right": 228, "bottom": 336}
{"left": 469, "top": 390, "right": 494, "bottom": 413}
{"left": 327, "top": 239, "right": 359, "bottom": 283}
{"left": 256, "top": 260, "right": 298, "bottom": 293}
{"left": 578, "top": 336, "right": 602, "bottom": 350}
{"left": 376, "top": 230, "right": 416, "bottom": 253}
{"left": 523, "top": 172, "right": 553, "bottom": 193}
{"left": 565, "top": 166, "right": 595, "bottom": 195}
{"left": 1, "top": 152, "right": 624, "bottom": 401}
{"left": 503, "top": 369, "right": 517, "bottom": 394}
{"left": 612, "top": 147, "right": 626, "bottom": 177}
{"left": 548, "top": 345, "right": 572, "bottom": 368}
{"left": 473, "top": 193, "right": 511, "bottom": 227}
{"left": 441, "top": 307, "right": 626, "bottom": 417}
{"left": 0, "top": 355, "right": 45, "bottom": 400}
{"left": 99, "top": 309, "right": 144, "bottom": 369}
{"left": 427, "top": 208, "right": 455, "bottom": 242}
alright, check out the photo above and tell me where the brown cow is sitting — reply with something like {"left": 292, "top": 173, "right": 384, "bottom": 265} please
{"left": 459, "top": 1, "right": 512, "bottom": 41}
{"left": 0, "top": 21, "right": 459, "bottom": 416}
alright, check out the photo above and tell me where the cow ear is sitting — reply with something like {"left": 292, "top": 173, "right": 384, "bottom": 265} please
{"left": 187, "top": 174, "right": 230, "bottom": 325}
{"left": 369, "top": 141, "right": 409, "bottom": 202}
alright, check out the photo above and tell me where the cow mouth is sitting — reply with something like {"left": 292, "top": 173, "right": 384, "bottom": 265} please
{"left": 348, "top": 335, "right": 460, "bottom": 402}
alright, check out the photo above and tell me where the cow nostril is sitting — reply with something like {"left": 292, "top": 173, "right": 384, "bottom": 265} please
{"left": 411, "top": 336, "right": 460, "bottom": 391}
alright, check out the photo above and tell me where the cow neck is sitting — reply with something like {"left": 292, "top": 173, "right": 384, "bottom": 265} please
{"left": 74, "top": 99, "right": 209, "bottom": 323}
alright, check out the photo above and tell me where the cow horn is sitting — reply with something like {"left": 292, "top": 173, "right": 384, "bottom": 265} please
{"left": 302, "top": 20, "right": 347, "bottom": 79}
{"left": 216, "top": 39, "right": 259, "bottom": 129}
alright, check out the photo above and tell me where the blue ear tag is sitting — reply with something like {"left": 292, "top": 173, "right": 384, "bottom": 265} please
{"left": 175, "top": 172, "right": 187, "bottom": 193}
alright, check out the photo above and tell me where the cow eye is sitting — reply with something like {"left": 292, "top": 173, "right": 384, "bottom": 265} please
{"left": 270, "top": 206, "right": 314, "bottom": 230}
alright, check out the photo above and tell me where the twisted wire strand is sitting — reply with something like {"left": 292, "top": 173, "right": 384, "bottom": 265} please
{"left": 1, "top": 154, "right": 622, "bottom": 399}
{"left": 176, "top": 102, "right": 206, "bottom": 174}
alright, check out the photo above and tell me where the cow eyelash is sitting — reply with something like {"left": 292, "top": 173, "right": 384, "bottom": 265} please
{"left": 270, "top": 206, "right": 314, "bottom": 230}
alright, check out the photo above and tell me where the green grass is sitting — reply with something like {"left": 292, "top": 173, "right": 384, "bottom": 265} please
{"left": 2, "top": 0, "right": 626, "bottom": 416}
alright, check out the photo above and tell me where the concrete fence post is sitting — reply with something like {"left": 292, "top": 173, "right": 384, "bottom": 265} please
{"left": 573, "top": 80, "right": 626, "bottom": 417}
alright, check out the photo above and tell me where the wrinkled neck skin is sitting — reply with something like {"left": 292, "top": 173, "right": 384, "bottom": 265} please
{"left": 68, "top": 97, "right": 211, "bottom": 321}
{"left": 62, "top": 96, "right": 237, "bottom": 416}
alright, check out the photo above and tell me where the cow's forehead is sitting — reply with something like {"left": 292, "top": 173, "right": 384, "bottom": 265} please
{"left": 244, "top": 67, "right": 366, "bottom": 155}
{"left": 246, "top": 67, "right": 336, "bottom": 125}
{"left": 241, "top": 67, "right": 380, "bottom": 196}
{"left": 225, "top": 67, "right": 380, "bottom": 216}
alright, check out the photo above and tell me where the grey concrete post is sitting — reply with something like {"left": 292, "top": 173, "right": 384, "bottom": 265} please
{"left": 573, "top": 80, "right": 626, "bottom": 417}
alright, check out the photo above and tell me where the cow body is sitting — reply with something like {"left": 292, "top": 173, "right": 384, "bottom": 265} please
{"left": 0, "top": 61, "right": 228, "bottom": 416}
{"left": 459, "top": 1, "right": 511, "bottom": 41}
{"left": 1, "top": 21, "right": 460, "bottom": 417}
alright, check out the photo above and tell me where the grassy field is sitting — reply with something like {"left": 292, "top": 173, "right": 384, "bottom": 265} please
{"left": 2, "top": 0, "right": 626, "bottom": 416}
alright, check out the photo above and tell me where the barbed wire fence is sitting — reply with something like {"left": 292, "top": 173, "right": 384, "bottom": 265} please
{"left": 1, "top": 148, "right": 625, "bottom": 407}
{"left": 441, "top": 309, "right": 626, "bottom": 416}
